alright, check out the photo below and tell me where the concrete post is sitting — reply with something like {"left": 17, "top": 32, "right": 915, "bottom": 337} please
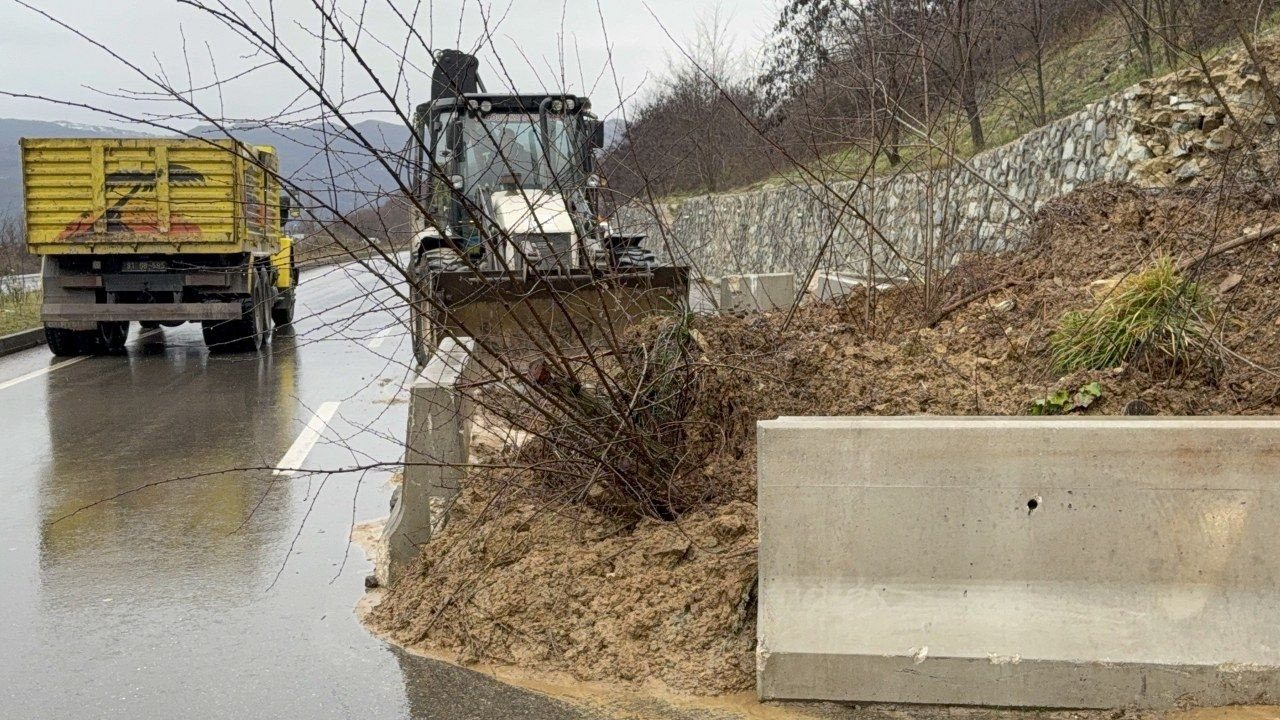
{"left": 379, "top": 337, "right": 474, "bottom": 586}
{"left": 757, "top": 416, "right": 1280, "bottom": 709}
{"left": 719, "top": 273, "right": 795, "bottom": 313}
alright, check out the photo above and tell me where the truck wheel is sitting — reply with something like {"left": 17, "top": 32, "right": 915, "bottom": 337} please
{"left": 45, "top": 327, "right": 86, "bottom": 357}
{"left": 271, "top": 289, "right": 295, "bottom": 327}
{"left": 205, "top": 267, "right": 271, "bottom": 353}
{"left": 256, "top": 267, "right": 273, "bottom": 342}
{"left": 200, "top": 319, "right": 227, "bottom": 351}
{"left": 239, "top": 285, "right": 269, "bottom": 351}
{"left": 203, "top": 301, "right": 263, "bottom": 352}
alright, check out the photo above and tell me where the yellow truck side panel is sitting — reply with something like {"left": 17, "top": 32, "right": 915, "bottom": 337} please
{"left": 22, "top": 138, "right": 280, "bottom": 256}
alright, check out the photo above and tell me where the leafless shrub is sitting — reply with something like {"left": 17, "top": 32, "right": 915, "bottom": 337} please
{"left": 0, "top": 214, "right": 36, "bottom": 276}
{"left": 13, "top": 0, "right": 1280, "bottom": 531}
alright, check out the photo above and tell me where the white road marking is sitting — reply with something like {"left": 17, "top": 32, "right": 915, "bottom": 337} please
{"left": 365, "top": 327, "right": 396, "bottom": 351}
{"left": 0, "top": 357, "right": 89, "bottom": 393}
{"left": 272, "top": 401, "right": 342, "bottom": 476}
{"left": 0, "top": 328, "right": 162, "bottom": 393}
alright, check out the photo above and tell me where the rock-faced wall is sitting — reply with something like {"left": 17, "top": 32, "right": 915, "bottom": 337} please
{"left": 618, "top": 48, "right": 1276, "bottom": 281}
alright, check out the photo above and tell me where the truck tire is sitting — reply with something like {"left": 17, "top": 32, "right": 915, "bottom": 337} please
{"left": 272, "top": 289, "right": 295, "bottom": 327}
{"left": 203, "top": 300, "right": 263, "bottom": 352}
{"left": 45, "top": 326, "right": 86, "bottom": 357}
{"left": 203, "top": 268, "right": 269, "bottom": 352}
{"left": 46, "top": 323, "right": 127, "bottom": 356}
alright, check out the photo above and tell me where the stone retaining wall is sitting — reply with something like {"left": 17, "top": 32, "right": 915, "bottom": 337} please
{"left": 619, "top": 48, "right": 1275, "bottom": 281}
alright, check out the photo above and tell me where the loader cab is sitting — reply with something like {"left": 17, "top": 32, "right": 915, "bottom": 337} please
{"left": 411, "top": 94, "right": 606, "bottom": 245}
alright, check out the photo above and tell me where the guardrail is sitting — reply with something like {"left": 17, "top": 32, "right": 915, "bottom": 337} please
{"left": 0, "top": 273, "right": 39, "bottom": 293}
{"left": 0, "top": 327, "right": 45, "bottom": 356}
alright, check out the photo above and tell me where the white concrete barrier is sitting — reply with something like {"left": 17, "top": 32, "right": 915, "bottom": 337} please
{"left": 720, "top": 273, "right": 794, "bottom": 313}
{"left": 380, "top": 337, "right": 474, "bottom": 586}
{"left": 806, "top": 270, "right": 905, "bottom": 302}
{"left": 757, "top": 416, "right": 1280, "bottom": 709}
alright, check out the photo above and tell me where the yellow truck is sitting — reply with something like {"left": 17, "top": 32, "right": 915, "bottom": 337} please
{"left": 21, "top": 137, "right": 297, "bottom": 355}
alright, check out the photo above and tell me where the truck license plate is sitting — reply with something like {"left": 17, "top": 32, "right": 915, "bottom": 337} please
{"left": 122, "top": 260, "right": 168, "bottom": 273}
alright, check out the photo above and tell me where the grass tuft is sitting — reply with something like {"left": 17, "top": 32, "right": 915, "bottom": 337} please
{"left": 1050, "top": 258, "right": 1217, "bottom": 373}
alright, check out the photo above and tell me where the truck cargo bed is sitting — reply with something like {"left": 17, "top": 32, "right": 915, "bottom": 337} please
{"left": 22, "top": 138, "right": 280, "bottom": 256}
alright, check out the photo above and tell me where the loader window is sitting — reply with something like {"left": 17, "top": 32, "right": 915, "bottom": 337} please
{"left": 459, "top": 114, "right": 581, "bottom": 192}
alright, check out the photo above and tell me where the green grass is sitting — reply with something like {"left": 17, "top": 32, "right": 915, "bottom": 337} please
{"left": 0, "top": 290, "right": 41, "bottom": 336}
{"left": 1049, "top": 258, "right": 1215, "bottom": 373}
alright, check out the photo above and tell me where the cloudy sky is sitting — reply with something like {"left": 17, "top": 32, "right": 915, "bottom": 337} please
{"left": 0, "top": 0, "right": 779, "bottom": 128}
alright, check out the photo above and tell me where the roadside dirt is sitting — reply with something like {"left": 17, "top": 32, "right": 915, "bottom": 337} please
{"left": 367, "top": 182, "right": 1280, "bottom": 701}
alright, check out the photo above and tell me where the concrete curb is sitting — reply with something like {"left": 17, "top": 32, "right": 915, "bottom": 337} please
{"left": 0, "top": 327, "right": 46, "bottom": 357}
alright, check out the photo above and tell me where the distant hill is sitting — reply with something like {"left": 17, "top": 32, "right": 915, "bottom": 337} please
{"left": 190, "top": 119, "right": 411, "bottom": 216}
{"left": 0, "top": 117, "right": 411, "bottom": 218}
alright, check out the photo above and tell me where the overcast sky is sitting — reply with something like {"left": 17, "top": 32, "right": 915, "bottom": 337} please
{"left": 0, "top": 0, "right": 780, "bottom": 129}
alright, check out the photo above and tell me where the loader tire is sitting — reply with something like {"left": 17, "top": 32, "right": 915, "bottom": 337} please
{"left": 410, "top": 249, "right": 464, "bottom": 366}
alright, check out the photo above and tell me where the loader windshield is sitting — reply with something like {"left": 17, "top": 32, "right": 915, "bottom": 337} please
{"left": 458, "top": 113, "right": 582, "bottom": 193}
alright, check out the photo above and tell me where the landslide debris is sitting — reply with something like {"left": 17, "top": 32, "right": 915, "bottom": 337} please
{"left": 368, "top": 181, "right": 1280, "bottom": 696}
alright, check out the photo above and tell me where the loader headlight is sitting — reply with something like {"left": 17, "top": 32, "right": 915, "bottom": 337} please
{"left": 566, "top": 98, "right": 576, "bottom": 110}
{"left": 551, "top": 99, "right": 564, "bottom": 112}
{"left": 479, "top": 100, "right": 492, "bottom": 113}
{"left": 586, "top": 173, "right": 601, "bottom": 188}
{"left": 450, "top": 174, "right": 465, "bottom": 189}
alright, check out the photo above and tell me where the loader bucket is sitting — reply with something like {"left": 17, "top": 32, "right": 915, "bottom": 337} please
{"left": 411, "top": 266, "right": 690, "bottom": 365}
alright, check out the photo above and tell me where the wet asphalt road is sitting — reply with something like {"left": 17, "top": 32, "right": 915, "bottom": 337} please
{"left": 0, "top": 259, "right": 595, "bottom": 719}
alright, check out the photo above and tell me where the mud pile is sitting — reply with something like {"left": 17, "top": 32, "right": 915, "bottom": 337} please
{"left": 368, "top": 182, "right": 1280, "bottom": 695}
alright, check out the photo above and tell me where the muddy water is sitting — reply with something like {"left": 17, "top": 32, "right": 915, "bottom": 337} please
{"left": 0, "top": 261, "right": 591, "bottom": 719}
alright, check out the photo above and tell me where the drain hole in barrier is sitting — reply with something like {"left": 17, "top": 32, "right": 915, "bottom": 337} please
{"left": 1027, "top": 497, "right": 1040, "bottom": 514}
